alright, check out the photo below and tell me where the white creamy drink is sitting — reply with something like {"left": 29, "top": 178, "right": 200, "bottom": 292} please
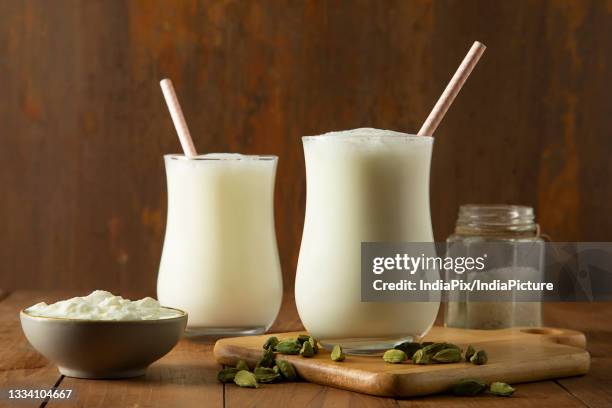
{"left": 295, "top": 129, "right": 439, "bottom": 352}
{"left": 157, "top": 154, "right": 282, "bottom": 335}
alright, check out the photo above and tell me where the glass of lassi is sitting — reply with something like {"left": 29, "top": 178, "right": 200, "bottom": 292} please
{"left": 157, "top": 153, "right": 283, "bottom": 336}
{"left": 295, "top": 128, "right": 439, "bottom": 353}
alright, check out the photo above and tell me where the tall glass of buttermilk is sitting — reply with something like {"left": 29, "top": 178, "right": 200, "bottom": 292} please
{"left": 295, "top": 128, "right": 439, "bottom": 353}
{"left": 157, "top": 154, "right": 283, "bottom": 336}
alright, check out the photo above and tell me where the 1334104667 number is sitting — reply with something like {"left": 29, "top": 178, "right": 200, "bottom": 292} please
{"left": 6, "top": 389, "right": 73, "bottom": 399}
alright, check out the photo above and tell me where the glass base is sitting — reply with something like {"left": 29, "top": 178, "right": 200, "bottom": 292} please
{"left": 320, "top": 334, "right": 421, "bottom": 355}
{"left": 184, "top": 326, "right": 267, "bottom": 338}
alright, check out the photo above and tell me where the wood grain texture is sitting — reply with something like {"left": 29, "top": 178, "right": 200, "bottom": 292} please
{"left": 396, "top": 381, "right": 589, "bottom": 407}
{"left": 214, "top": 327, "right": 590, "bottom": 398}
{"left": 1, "top": 291, "right": 611, "bottom": 407}
{"left": 0, "top": 291, "right": 63, "bottom": 407}
{"left": 0, "top": 0, "right": 609, "bottom": 293}
{"left": 55, "top": 340, "right": 223, "bottom": 408}
{"left": 226, "top": 382, "right": 399, "bottom": 408}
{"left": 544, "top": 303, "right": 612, "bottom": 408}
{"left": 268, "top": 292, "right": 305, "bottom": 333}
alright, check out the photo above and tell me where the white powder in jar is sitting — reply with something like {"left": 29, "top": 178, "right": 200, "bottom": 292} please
{"left": 446, "top": 267, "right": 543, "bottom": 329}
{"left": 25, "top": 290, "right": 183, "bottom": 321}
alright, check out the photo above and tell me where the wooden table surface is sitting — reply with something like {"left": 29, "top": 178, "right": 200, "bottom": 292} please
{"left": 1, "top": 291, "right": 611, "bottom": 408}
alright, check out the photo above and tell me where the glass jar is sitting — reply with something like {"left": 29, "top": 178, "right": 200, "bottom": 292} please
{"left": 444, "top": 204, "right": 544, "bottom": 329}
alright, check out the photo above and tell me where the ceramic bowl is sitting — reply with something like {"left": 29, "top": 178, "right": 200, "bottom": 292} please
{"left": 20, "top": 308, "right": 187, "bottom": 379}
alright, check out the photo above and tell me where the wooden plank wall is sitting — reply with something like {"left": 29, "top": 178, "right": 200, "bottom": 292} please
{"left": 0, "top": 0, "right": 610, "bottom": 292}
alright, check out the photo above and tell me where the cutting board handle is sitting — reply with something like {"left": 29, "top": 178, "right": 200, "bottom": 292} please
{"left": 518, "top": 327, "right": 586, "bottom": 349}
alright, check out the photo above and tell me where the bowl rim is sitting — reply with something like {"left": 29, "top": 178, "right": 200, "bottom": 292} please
{"left": 20, "top": 306, "right": 188, "bottom": 323}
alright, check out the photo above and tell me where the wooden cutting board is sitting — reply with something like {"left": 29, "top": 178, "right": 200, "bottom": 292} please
{"left": 213, "top": 326, "right": 590, "bottom": 397}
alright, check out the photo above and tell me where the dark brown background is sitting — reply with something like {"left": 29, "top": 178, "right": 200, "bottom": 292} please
{"left": 1, "top": 0, "right": 610, "bottom": 293}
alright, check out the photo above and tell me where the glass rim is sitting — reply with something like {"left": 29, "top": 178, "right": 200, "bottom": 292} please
{"left": 302, "top": 134, "right": 433, "bottom": 142}
{"left": 164, "top": 153, "right": 278, "bottom": 161}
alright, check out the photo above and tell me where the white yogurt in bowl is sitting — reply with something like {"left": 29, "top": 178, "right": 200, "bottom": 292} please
{"left": 20, "top": 291, "right": 187, "bottom": 379}
{"left": 25, "top": 290, "right": 183, "bottom": 321}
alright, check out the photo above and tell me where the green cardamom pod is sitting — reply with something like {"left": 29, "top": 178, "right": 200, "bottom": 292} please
{"left": 263, "top": 336, "right": 279, "bottom": 351}
{"left": 254, "top": 367, "right": 281, "bottom": 383}
{"left": 234, "top": 370, "right": 259, "bottom": 388}
{"left": 276, "top": 359, "right": 297, "bottom": 381}
{"left": 256, "top": 372, "right": 281, "bottom": 383}
{"left": 465, "top": 344, "right": 475, "bottom": 361}
{"left": 256, "top": 348, "right": 275, "bottom": 368}
{"left": 421, "top": 343, "right": 445, "bottom": 355}
{"left": 273, "top": 365, "right": 280, "bottom": 375}
{"left": 275, "top": 340, "right": 302, "bottom": 355}
{"left": 383, "top": 349, "right": 407, "bottom": 363}
{"left": 448, "top": 343, "right": 461, "bottom": 350}
{"left": 300, "top": 341, "right": 315, "bottom": 357}
{"left": 412, "top": 348, "right": 432, "bottom": 365}
{"left": 330, "top": 344, "right": 345, "bottom": 362}
{"left": 452, "top": 378, "right": 487, "bottom": 396}
{"left": 235, "top": 360, "right": 249, "bottom": 371}
{"left": 308, "top": 336, "right": 319, "bottom": 353}
{"left": 217, "top": 368, "right": 239, "bottom": 383}
{"left": 394, "top": 341, "right": 422, "bottom": 358}
{"left": 432, "top": 348, "right": 462, "bottom": 363}
{"left": 489, "top": 382, "right": 515, "bottom": 397}
{"left": 297, "top": 334, "right": 311, "bottom": 345}
{"left": 254, "top": 366, "right": 274, "bottom": 375}
{"left": 470, "top": 350, "right": 488, "bottom": 365}
{"left": 422, "top": 342, "right": 460, "bottom": 356}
